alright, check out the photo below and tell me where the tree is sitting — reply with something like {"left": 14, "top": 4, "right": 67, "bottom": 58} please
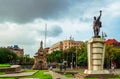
{"left": 0, "top": 48, "right": 18, "bottom": 64}
{"left": 105, "top": 45, "right": 120, "bottom": 68}
{"left": 77, "top": 42, "right": 87, "bottom": 66}
{"left": 105, "top": 45, "right": 114, "bottom": 68}
{"left": 47, "top": 50, "right": 62, "bottom": 63}
{"left": 19, "top": 54, "right": 34, "bottom": 64}
{"left": 61, "top": 42, "right": 88, "bottom": 67}
{"left": 67, "top": 47, "right": 76, "bottom": 67}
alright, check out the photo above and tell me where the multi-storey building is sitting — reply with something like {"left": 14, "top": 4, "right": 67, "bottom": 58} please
{"left": 49, "top": 42, "right": 63, "bottom": 53}
{"left": 7, "top": 45, "right": 24, "bottom": 57}
{"left": 62, "top": 40, "right": 82, "bottom": 50}
{"left": 49, "top": 39, "right": 83, "bottom": 53}
{"left": 105, "top": 39, "right": 120, "bottom": 47}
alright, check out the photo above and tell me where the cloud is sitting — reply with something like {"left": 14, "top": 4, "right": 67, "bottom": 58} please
{"left": 0, "top": 0, "right": 120, "bottom": 57}
{"left": 0, "top": 0, "right": 72, "bottom": 23}
{"left": 0, "top": 20, "right": 63, "bottom": 47}
{"left": 0, "top": 0, "right": 113, "bottom": 24}
{"left": 38, "top": 25, "right": 63, "bottom": 37}
{"left": 48, "top": 25, "right": 63, "bottom": 37}
{"left": 0, "top": 22, "right": 37, "bottom": 45}
{"left": 0, "top": 24, "right": 10, "bottom": 31}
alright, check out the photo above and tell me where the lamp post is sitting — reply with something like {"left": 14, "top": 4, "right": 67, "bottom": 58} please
{"left": 71, "top": 52, "right": 73, "bottom": 70}
{"left": 75, "top": 48, "right": 79, "bottom": 69}
{"left": 76, "top": 52, "right": 77, "bottom": 69}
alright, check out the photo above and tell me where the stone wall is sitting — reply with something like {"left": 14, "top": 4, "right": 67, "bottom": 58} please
{"left": 0, "top": 65, "right": 22, "bottom": 74}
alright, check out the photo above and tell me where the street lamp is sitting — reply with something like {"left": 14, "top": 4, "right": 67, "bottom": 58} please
{"left": 76, "top": 52, "right": 77, "bottom": 69}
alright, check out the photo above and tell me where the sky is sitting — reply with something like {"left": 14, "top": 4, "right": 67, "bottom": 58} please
{"left": 0, "top": 0, "right": 120, "bottom": 57}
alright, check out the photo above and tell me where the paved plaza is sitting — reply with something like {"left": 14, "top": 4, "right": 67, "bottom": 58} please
{"left": 0, "top": 69, "right": 120, "bottom": 79}
{"left": 0, "top": 71, "right": 37, "bottom": 77}
{"left": 45, "top": 70, "right": 81, "bottom": 79}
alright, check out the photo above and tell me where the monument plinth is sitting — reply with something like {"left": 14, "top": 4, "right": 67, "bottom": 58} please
{"left": 84, "top": 37, "right": 110, "bottom": 74}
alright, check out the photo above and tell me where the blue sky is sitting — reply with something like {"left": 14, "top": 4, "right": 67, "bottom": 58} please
{"left": 0, "top": 0, "right": 120, "bottom": 57}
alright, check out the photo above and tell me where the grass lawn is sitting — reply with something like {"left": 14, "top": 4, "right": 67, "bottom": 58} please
{"left": 0, "top": 72, "right": 6, "bottom": 75}
{"left": 0, "top": 64, "right": 11, "bottom": 68}
{"left": 23, "top": 69, "right": 37, "bottom": 72}
{"left": 0, "top": 78, "right": 16, "bottom": 79}
{"left": 64, "top": 73, "right": 74, "bottom": 78}
{"left": 21, "top": 70, "right": 52, "bottom": 79}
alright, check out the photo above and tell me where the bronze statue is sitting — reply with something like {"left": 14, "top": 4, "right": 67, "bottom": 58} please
{"left": 93, "top": 10, "right": 102, "bottom": 37}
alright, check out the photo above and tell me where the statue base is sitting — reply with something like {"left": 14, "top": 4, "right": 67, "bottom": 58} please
{"left": 84, "top": 37, "right": 110, "bottom": 75}
{"left": 93, "top": 36, "right": 101, "bottom": 38}
{"left": 84, "top": 69, "right": 110, "bottom": 74}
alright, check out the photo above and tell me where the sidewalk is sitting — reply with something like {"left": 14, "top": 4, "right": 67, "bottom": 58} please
{"left": 0, "top": 71, "right": 37, "bottom": 77}
{"left": 45, "top": 70, "right": 83, "bottom": 79}
{"left": 112, "top": 69, "right": 120, "bottom": 75}
{"left": 47, "top": 68, "right": 120, "bottom": 79}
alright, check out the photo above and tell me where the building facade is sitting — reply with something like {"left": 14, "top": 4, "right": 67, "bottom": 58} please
{"left": 49, "top": 42, "right": 63, "bottom": 53}
{"left": 105, "top": 39, "right": 120, "bottom": 47}
{"left": 7, "top": 45, "right": 24, "bottom": 57}
{"left": 49, "top": 39, "right": 83, "bottom": 53}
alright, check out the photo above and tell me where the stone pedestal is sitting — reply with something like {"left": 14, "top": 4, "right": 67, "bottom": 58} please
{"left": 84, "top": 38, "right": 110, "bottom": 74}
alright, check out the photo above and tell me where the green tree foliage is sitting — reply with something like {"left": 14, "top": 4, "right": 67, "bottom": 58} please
{"left": 63, "top": 47, "right": 77, "bottom": 67}
{"left": 77, "top": 42, "right": 87, "bottom": 66}
{"left": 62, "top": 43, "right": 87, "bottom": 67}
{"left": 47, "top": 41, "right": 120, "bottom": 68}
{"left": 47, "top": 42, "right": 88, "bottom": 67}
{"left": 0, "top": 48, "right": 18, "bottom": 64}
{"left": 105, "top": 45, "right": 120, "bottom": 68}
{"left": 47, "top": 50, "right": 62, "bottom": 63}
{"left": 19, "top": 54, "right": 34, "bottom": 64}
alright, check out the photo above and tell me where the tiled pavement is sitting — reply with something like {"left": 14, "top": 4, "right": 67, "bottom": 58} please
{"left": 45, "top": 70, "right": 83, "bottom": 79}
{"left": 112, "top": 69, "right": 120, "bottom": 75}
{"left": 0, "top": 72, "right": 36, "bottom": 77}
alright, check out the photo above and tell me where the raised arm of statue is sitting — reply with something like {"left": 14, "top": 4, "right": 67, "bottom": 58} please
{"left": 96, "top": 10, "right": 102, "bottom": 22}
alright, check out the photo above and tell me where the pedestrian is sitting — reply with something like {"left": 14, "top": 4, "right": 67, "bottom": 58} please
{"left": 111, "top": 63, "right": 114, "bottom": 72}
{"left": 49, "top": 65, "right": 53, "bottom": 70}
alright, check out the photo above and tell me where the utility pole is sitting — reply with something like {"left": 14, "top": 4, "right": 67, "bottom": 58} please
{"left": 44, "top": 24, "right": 47, "bottom": 48}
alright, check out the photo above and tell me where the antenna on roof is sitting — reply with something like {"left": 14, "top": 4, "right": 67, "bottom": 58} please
{"left": 70, "top": 35, "right": 74, "bottom": 40}
{"left": 70, "top": 35, "right": 72, "bottom": 40}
